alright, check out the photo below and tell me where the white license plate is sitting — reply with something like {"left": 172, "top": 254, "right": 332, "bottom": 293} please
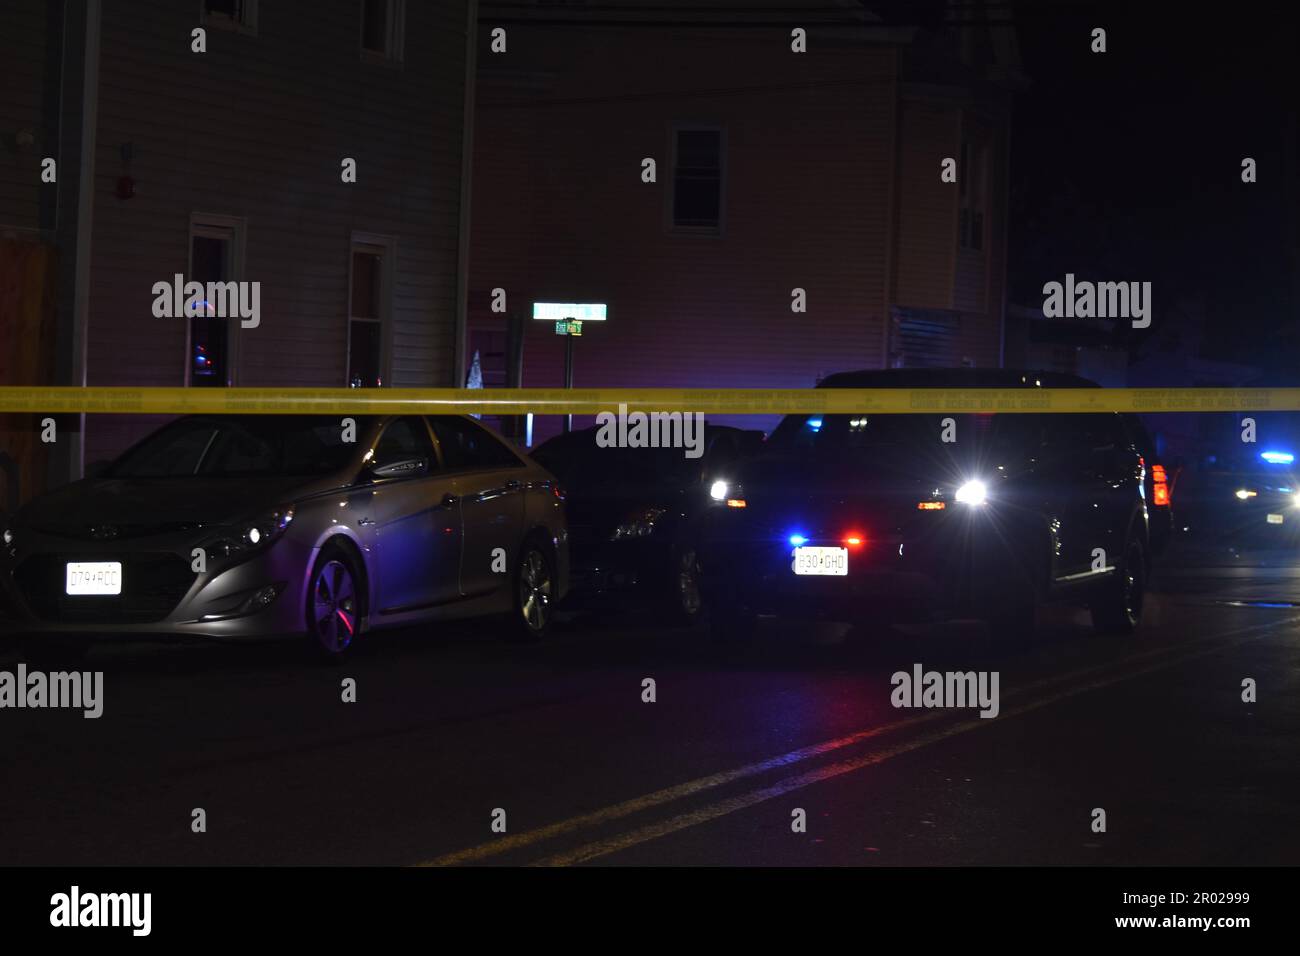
{"left": 65, "top": 561, "right": 122, "bottom": 596}
{"left": 1267, "top": 513, "right": 1285, "bottom": 525}
{"left": 792, "top": 546, "right": 848, "bottom": 576}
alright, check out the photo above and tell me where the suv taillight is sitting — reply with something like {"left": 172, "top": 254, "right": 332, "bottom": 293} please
{"left": 1151, "top": 463, "right": 1170, "bottom": 506}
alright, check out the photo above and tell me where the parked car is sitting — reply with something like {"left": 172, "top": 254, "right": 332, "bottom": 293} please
{"left": 702, "top": 369, "right": 1154, "bottom": 641}
{"left": 0, "top": 414, "right": 568, "bottom": 661}
{"left": 1174, "top": 440, "right": 1300, "bottom": 546}
{"left": 532, "top": 424, "right": 763, "bottom": 623}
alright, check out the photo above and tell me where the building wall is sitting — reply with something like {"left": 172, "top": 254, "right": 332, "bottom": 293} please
{"left": 470, "top": 27, "right": 899, "bottom": 439}
{"left": 83, "top": 0, "right": 471, "bottom": 462}
{"left": 470, "top": 18, "right": 1012, "bottom": 443}
{"left": 0, "top": 0, "right": 55, "bottom": 236}
{"left": 893, "top": 98, "right": 958, "bottom": 312}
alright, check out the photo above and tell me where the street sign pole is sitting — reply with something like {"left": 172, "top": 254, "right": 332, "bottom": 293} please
{"left": 563, "top": 325, "right": 575, "bottom": 433}
{"left": 532, "top": 303, "right": 606, "bottom": 435}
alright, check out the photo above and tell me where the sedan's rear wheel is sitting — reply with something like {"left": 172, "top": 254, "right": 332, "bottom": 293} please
{"left": 308, "top": 550, "right": 361, "bottom": 660}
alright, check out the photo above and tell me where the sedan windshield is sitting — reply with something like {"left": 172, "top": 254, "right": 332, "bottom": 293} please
{"left": 108, "top": 416, "right": 372, "bottom": 478}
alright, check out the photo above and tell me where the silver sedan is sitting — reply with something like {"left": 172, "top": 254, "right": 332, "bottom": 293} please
{"left": 0, "top": 414, "right": 569, "bottom": 660}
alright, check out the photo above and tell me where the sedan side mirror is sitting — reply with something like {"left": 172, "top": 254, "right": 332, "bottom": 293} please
{"left": 370, "top": 457, "right": 428, "bottom": 480}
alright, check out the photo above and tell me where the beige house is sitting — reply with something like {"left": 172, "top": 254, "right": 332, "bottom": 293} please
{"left": 1, "top": 0, "right": 477, "bottom": 497}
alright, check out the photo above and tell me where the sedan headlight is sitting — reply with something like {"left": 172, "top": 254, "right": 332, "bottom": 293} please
{"left": 2, "top": 528, "right": 12, "bottom": 546}
{"left": 955, "top": 480, "right": 988, "bottom": 506}
{"left": 709, "top": 479, "right": 729, "bottom": 501}
{"left": 611, "top": 508, "right": 666, "bottom": 540}
{"left": 203, "top": 507, "right": 295, "bottom": 559}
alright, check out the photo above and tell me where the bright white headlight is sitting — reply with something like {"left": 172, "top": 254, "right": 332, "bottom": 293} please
{"left": 955, "top": 480, "right": 988, "bottom": 506}
{"left": 709, "top": 480, "right": 728, "bottom": 501}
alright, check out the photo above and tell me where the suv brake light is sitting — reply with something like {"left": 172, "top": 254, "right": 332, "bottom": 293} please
{"left": 1151, "top": 463, "right": 1170, "bottom": 506}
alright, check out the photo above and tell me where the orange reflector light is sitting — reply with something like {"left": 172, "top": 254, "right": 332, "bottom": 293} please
{"left": 726, "top": 498, "right": 747, "bottom": 508}
{"left": 1151, "top": 464, "right": 1167, "bottom": 483}
{"left": 917, "top": 501, "right": 946, "bottom": 510}
{"left": 1153, "top": 484, "right": 1170, "bottom": 506}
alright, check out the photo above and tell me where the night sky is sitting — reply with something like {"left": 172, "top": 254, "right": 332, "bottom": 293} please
{"left": 1007, "top": 0, "right": 1297, "bottom": 377}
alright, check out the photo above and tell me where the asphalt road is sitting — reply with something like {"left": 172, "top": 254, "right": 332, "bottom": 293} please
{"left": 2, "top": 536, "right": 1299, "bottom": 866}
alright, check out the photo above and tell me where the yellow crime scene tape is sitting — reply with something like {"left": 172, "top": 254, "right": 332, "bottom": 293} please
{"left": 0, "top": 386, "right": 1297, "bottom": 416}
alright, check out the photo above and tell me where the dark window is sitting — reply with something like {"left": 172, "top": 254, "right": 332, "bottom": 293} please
{"left": 348, "top": 322, "right": 382, "bottom": 390}
{"left": 672, "top": 128, "right": 722, "bottom": 230}
{"left": 374, "top": 417, "right": 435, "bottom": 466}
{"left": 1044, "top": 413, "right": 1123, "bottom": 451}
{"left": 190, "top": 233, "right": 230, "bottom": 387}
{"left": 351, "top": 252, "right": 381, "bottom": 318}
{"left": 532, "top": 432, "right": 703, "bottom": 490}
{"left": 111, "top": 423, "right": 218, "bottom": 477}
{"left": 706, "top": 432, "right": 739, "bottom": 468}
{"left": 203, "top": 0, "right": 255, "bottom": 30}
{"left": 959, "top": 138, "right": 987, "bottom": 252}
{"left": 769, "top": 413, "right": 1046, "bottom": 463}
{"left": 110, "top": 417, "right": 368, "bottom": 478}
{"left": 349, "top": 249, "right": 385, "bottom": 387}
{"left": 361, "top": 0, "right": 403, "bottom": 60}
{"left": 430, "top": 417, "right": 523, "bottom": 471}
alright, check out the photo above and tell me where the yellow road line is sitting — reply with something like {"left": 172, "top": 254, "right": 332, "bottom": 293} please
{"left": 418, "top": 614, "right": 1297, "bottom": 866}
{"left": 2, "top": 385, "right": 1298, "bottom": 415}
{"left": 533, "top": 622, "right": 1286, "bottom": 866}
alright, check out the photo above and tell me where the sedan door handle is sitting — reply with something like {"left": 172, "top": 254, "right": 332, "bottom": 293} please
{"left": 438, "top": 493, "right": 459, "bottom": 508}
{"left": 358, "top": 517, "right": 375, "bottom": 527}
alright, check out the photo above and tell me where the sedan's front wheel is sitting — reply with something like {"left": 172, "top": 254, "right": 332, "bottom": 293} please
{"left": 512, "top": 540, "right": 555, "bottom": 641}
{"left": 307, "top": 548, "right": 362, "bottom": 660}
{"left": 665, "top": 546, "right": 704, "bottom": 625}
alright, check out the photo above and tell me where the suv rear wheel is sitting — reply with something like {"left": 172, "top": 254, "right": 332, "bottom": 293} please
{"left": 1091, "top": 535, "right": 1146, "bottom": 635}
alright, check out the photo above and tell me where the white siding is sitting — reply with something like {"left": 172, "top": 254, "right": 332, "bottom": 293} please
{"left": 85, "top": 0, "right": 471, "bottom": 460}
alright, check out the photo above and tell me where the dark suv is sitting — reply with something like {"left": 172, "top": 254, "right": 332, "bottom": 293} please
{"left": 702, "top": 369, "right": 1155, "bottom": 641}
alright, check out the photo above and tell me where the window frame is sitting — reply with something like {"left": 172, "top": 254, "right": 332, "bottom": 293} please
{"left": 200, "top": 0, "right": 259, "bottom": 36}
{"left": 668, "top": 122, "right": 726, "bottom": 237}
{"left": 360, "top": 0, "right": 406, "bottom": 66}
{"left": 185, "top": 213, "right": 247, "bottom": 388}
{"left": 347, "top": 232, "right": 396, "bottom": 389}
